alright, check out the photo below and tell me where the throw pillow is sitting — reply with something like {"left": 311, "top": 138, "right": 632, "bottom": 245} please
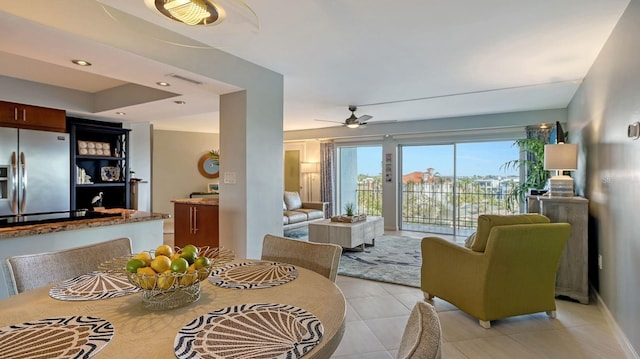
{"left": 464, "top": 232, "right": 476, "bottom": 249}
{"left": 283, "top": 191, "right": 302, "bottom": 211}
{"left": 471, "top": 214, "right": 550, "bottom": 252}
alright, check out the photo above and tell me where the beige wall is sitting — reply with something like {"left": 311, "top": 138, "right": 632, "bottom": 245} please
{"left": 568, "top": 0, "right": 639, "bottom": 355}
{"left": 152, "top": 130, "right": 220, "bottom": 217}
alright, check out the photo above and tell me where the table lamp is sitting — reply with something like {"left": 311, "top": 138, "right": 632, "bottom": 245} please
{"left": 544, "top": 143, "right": 578, "bottom": 197}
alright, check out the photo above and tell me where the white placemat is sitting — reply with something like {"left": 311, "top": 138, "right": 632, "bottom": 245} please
{"left": 208, "top": 261, "right": 298, "bottom": 289}
{"left": 0, "top": 316, "right": 114, "bottom": 358}
{"left": 174, "top": 303, "right": 324, "bottom": 359}
{"left": 49, "top": 271, "right": 139, "bottom": 301}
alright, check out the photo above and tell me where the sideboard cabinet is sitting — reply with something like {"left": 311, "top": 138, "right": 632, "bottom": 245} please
{"left": 174, "top": 202, "right": 219, "bottom": 249}
{"left": 528, "top": 196, "right": 589, "bottom": 304}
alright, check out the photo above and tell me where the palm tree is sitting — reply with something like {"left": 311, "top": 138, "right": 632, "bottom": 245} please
{"left": 500, "top": 138, "right": 549, "bottom": 210}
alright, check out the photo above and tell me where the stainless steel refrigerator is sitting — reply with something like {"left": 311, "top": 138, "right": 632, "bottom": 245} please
{"left": 0, "top": 128, "right": 70, "bottom": 216}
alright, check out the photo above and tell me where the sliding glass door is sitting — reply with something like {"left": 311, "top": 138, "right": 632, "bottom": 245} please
{"left": 337, "top": 145, "right": 382, "bottom": 216}
{"left": 400, "top": 141, "right": 518, "bottom": 235}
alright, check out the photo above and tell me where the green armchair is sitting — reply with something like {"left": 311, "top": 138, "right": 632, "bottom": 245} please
{"left": 421, "top": 214, "right": 571, "bottom": 328}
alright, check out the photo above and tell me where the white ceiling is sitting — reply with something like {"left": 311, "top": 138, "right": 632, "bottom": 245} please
{"left": 0, "top": 0, "right": 630, "bottom": 133}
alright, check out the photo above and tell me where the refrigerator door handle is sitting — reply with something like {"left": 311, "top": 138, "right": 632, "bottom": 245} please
{"left": 20, "top": 152, "right": 27, "bottom": 213}
{"left": 10, "top": 152, "right": 17, "bottom": 214}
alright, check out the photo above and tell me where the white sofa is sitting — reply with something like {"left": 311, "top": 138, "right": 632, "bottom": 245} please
{"left": 283, "top": 191, "right": 328, "bottom": 231}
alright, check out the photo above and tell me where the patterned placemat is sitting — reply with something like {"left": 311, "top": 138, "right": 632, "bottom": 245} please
{"left": 49, "top": 271, "right": 139, "bottom": 301}
{"left": 208, "top": 261, "right": 298, "bottom": 289}
{"left": 174, "top": 303, "right": 324, "bottom": 359}
{"left": 0, "top": 316, "right": 114, "bottom": 358}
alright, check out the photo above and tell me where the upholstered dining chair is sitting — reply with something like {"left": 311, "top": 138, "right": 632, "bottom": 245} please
{"left": 261, "top": 234, "right": 342, "bottom": 282}
{"left": 397, "top": 301, "right": 442, "bottom": 359}
{"left": 6, "top": 237, "right": 132, "bottom": 294}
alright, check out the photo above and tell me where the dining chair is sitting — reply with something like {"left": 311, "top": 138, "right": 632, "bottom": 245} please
{"left": 261, "top": 234, "right": 342, "bottom": 282}
{"left": 396, "top": 301, "right": 442, "bottom": 359}
{"left": 5, "top": 237, "right": 132, "bottom": 294}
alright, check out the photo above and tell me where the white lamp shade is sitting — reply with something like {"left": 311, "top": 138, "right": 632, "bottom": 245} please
{"left": 301, "top": 162, "right": 320, "bottom": 173}
{"left": 544, "top": 144, "right": 578, "bottom": 171}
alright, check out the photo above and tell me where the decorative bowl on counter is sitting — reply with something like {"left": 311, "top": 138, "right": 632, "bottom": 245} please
{"left": 100, "top": 246, "right": 234, "bottom": 310}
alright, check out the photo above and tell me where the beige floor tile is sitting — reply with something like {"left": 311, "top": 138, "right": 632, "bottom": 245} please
{"left": 332, "top": 321, "right": 387, "bottom": 357}
{"left": 336, "top": 276, "right": 389, "bottom": 299}
{"left": 438, "top": 310, "right": 504, "bottom": 342}
{"left": 348, "top": 295, "right": 411, "bottom": 320}
{"left": 344, "top": 301, "right": 362, "bottom": 322}
{"left": 364, "top": 316, "right": 411, "bottom": 350}
{"left": 451, "top": 335, "right": 540, "bottom": 359}
{"left": 553, "top": 299, "right": 607, "bottom": 327}
{"left": 390, "top": 292, "right": 426, "bottom": 312}
{"left": 442, "top": 342, "right": 470, "bottom": 359}
{"left": 488, "top": 312, "right": 561, "bottom": 335}
{"left": 332, "top": 351, "right": 394, "bottom": 359}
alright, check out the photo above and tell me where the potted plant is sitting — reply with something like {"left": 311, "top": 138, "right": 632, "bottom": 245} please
{"left": 344, "top": 202, "right": 355, "bottom": 217}
{"left": 501, "top": 138, "right": 549, "bottom": 210}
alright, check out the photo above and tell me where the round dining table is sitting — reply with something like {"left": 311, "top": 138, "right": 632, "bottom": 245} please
{"left": 0, "top": 259, "right": 346, "bottom": 359}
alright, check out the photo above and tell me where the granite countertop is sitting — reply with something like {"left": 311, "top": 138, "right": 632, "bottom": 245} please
{"left": 171, "top": 197, "right": 220, "bottom": 206}
{"left": 0, "top": 210, "right": 170, "bottom": 240}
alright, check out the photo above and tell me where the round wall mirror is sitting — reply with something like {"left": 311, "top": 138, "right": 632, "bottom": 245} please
{"left": 198, "top": 153, "right": 220, "bottom": 178}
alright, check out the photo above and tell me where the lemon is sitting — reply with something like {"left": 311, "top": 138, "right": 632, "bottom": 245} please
{"left": 157, "top": 269, "right": 175, "bottom": 290}
{"left": 170, "top": 253, "right": 182, "bottom": 261}
{"left": 126, "top": 258, "right": 147, "bottom": 273}
{"left": 180, "top": 265, "right": 197, "bottom": 285}
{"left": 150, "top": 255, "right": 172, "bottom": 273}
{"left": 170, "top": 257, "right": 189, "bottom": 273}
{"left": 134, "top": 252, "right": 152, "bottom": 266}
{"left": 136, "top": 266, "right": 157, "bottom": 289}
{"left": 155, "top": 244, "right": 174, "bottom": 258}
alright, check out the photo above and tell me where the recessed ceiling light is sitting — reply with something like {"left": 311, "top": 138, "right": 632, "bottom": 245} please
{"left": 145, "top": 0, "right": 226, "bottom": 26}
{"left": 71, "top": 59, "right": 92, "bottom": 66}
{"left": 174, "top": 100, "right": 186, "bottom": 105}
{"left": 156, "top": 81, "right": 171, "bottom": 87}
{"left": 116, "top": 112, "right": 126, "bottom": 116}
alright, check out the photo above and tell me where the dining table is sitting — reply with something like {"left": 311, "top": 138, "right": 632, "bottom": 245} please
{"left": 0, "top": 259, "right": 346, "bottom": 359}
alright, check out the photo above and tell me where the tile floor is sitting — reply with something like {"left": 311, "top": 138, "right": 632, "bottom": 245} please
{"left": 162, "top": 222, "right": 631, "bottom": 359}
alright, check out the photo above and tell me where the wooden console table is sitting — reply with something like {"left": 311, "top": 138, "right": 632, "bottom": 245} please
{"left": 528, "top": 196, "right": 589, "bottom": 304}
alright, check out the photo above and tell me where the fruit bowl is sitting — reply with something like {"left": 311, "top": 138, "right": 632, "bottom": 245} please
{"left": 102, "top": 246, "right": 234, "bottom": 310}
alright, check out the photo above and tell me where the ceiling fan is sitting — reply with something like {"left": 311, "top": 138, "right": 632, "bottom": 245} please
{"left": 315, "top": 105, "right": 373, "bottom": 128}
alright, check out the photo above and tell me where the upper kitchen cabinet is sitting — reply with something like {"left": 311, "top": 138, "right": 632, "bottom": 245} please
{"left": 0, "top": 101, "right": 66, "bottom": 132}
{"left": 68, "top": 118, "right": 130, "bottom": 211}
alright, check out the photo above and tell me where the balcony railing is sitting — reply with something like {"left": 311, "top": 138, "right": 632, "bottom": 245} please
{"left": 356, "top": 180, "right": 519, "bottom": 235}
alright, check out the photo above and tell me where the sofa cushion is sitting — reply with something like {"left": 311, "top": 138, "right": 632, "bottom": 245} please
{"left": 284, "top": 211, "right": 308, "bottom": 224}
{"left": 464, "top": 232, "right": 476, "bottom": 249}
{"left": 471, "top": 214, "right": 550, "bottom": 252}
{"left": 283, "top": 215, "right": 289, "bottom": 225}
{"left": 284, "top": 191, "right": 302, "bottom": 210}
{"left": 296, "top": 208, "right": 324, "bottom": 220}
{"left": 283, "top": 200, "right": 287, "bottom": 211}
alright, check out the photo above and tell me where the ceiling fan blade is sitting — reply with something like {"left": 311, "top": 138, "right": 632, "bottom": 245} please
{"left": 358, "top": 115, "right": 372, "bottom": 122}
{"left": 314, "top": 119, "right": 345, "bottom": 124}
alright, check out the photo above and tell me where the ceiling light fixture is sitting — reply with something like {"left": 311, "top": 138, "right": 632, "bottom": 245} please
{"left": 147, "top": 0, "right": 226, "bottom": 26}
{"left": 175, "top": 100, "right": 186, "bottom": 105}
{"left": 71, "top": 59, "right": 92, "bottom": 66}
{"left": 116, "top": 112, "right": 126, "bottom": 116}
{"left": 156, "top": 81, "right": 171, "bottom": 87}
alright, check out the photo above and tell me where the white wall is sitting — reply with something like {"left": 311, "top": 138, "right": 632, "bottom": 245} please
{"left": 567, "top": 0, "right": 639, "bottom": 355}
{"left": 127, "top": 122, "right": 152, "bottom": 211}
{"left": 152, "top": 130, "right": 219, "bottom": 217}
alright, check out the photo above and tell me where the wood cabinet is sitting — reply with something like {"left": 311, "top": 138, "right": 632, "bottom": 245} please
{"left": 174, "top": 203, "right": 219, "bottom": 248}
{"left": 68, "top": 118, "right": 130, "bottom": 210}
{"left": 0, "top": 101, "right": 66, "bottom": 132}
{"left": 528, "top": 196, "right": 589, "bottom": 303}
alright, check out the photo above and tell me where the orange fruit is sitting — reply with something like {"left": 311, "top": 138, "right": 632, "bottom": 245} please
{"left": 180, "top": 264, "right": 197, "bottom": 285}
{"left": 155, "top": 244, "right": 174, "bottom": 258}
{"left": 150, "top": 255, "right": 172, "bottom": 273}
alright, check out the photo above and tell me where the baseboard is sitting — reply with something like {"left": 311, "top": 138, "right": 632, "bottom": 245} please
{"left": 593, "top": 286, "right": 640, "bottom": 359}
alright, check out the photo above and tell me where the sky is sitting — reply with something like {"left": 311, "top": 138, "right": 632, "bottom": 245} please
{"left": 356, "top": 141, "right": 519, "bottom": 177}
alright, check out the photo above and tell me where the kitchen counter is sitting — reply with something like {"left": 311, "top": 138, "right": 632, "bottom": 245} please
{"left": 171, "top": 197, "right": 219, "bottom": 206}
{"left": 0, "top": 210, "right": 169, "bottom": 240}
{"left": 0, "top": 209, "right": 170, "bottom": 299}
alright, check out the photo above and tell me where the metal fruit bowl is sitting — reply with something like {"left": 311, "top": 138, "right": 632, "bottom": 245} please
{"left": 101, "top": 246, "right": 234, "bottom": 310}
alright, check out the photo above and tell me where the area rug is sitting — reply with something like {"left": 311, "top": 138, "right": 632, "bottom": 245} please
{"left": 284, "top": 229, "right": 422, "bottom": 288}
